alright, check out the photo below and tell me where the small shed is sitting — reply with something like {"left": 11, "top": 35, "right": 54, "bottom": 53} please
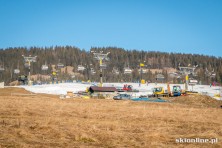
{"left": 89, "top": 86, "right": 117, "bottom": 94}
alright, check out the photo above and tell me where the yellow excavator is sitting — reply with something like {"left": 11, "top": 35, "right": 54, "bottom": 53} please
{"left": 153, "top": 86, "right": 170, "bottom": 97}
{"left": 153, "top": 84, "right": 183, "bottom": 97}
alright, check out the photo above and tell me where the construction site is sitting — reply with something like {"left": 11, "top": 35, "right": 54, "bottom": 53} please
{"left": 0, "top": 50, "right": 222, "bottom": 147}
{"left": 1, "top": 0, "right": 222, "bottom": 146}
{"left": 0, "top": 86, "right": 222, "bottom": 147}
{"left": 1, "top": 51, "right": 222, "bottom": 147}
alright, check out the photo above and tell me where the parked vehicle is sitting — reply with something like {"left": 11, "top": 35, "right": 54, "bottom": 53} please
{"left": 113, "top": 94, "right": 131, "bottom": 100}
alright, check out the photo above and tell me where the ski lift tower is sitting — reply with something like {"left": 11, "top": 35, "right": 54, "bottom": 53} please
{"left": 91, "top": 51, "right": 110, "bottom": 86}
{"left": 178, "top": 64, "right": 198, "bottom": 90}
{"left": 139, "top": 61, "right": 146, "bottom": 84}
{"left": 22, "top": 55, "right": 37, "bottom": 85}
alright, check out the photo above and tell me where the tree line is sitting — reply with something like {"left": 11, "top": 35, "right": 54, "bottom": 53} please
{"left": 0, "top": 46, "right": 221, "bottom": 85}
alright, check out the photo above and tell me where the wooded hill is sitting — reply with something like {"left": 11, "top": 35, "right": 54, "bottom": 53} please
{"left": 0, "top": 46, "right": 222, "bottom": 85}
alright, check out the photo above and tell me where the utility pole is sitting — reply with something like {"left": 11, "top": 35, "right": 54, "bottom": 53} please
{"left": 91, "top": 51, "right": 110, "bottom": 87}
{"left": 22, "top": 55, "right": 37, "bottom": 85}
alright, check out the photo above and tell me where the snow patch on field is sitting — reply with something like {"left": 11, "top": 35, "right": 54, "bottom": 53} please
{"left": 18, "top": 82, "right": 222, "bottom": 99}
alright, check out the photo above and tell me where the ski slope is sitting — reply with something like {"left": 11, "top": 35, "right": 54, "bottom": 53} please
{"left": 18, "top": 82, "right": 222, "bottom": 100}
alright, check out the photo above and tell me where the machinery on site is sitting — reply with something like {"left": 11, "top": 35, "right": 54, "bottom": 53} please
{"left": 116, "top": 84, "right": 139, "bottom": 92}
{"left": 153, "top": 84, "right": 183, "bottom": 97}
{"left": 18, "top": 75, "right": 28, "bottom": 85}
{"left": 153, "top": 87, "right": 170, "bottom": 97}
{"left": 122, "top": 84, "right": 133, "bottom": 91}
{"left": 171, "top": 85, "right": 182, "bottom": 96}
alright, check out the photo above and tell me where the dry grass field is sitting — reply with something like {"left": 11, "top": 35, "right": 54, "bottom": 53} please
{"left": 0, "top": 87, "right": 222, "bottom": 148}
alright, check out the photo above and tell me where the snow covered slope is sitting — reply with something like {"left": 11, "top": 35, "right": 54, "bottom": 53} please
{"left": 18, "top": 82, "right": 222, "bottom": 100}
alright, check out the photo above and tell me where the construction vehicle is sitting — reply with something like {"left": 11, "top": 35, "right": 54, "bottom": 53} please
{"left": 121, "top": 84, "right": 139, "bottom": 92}
{"left": 153, "top": 84, "right": 183, "bottom": 97}
{"left": 171, "top": 85, "right": 182, "bottom": 97}
{"left": 153, "top": 87, "right": 169, "bottom": 97}
{"left": 18, "top": 75, "right": 28, "bottom": 85}
{"left": 123, "top": 84, "right": 133, "bottom": 91}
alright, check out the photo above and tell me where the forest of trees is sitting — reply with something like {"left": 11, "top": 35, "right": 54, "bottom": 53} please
{"left": 0, "top": 46, "right": 222, "bottom": 85}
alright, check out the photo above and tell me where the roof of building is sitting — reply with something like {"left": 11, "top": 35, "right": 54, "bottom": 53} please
{"left": 89, "top": 86, "right": 117, "bottom": 92}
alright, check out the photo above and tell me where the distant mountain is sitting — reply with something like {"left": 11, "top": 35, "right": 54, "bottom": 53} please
{"left": 0, "top": 46, "right": 221, "bottom": 85}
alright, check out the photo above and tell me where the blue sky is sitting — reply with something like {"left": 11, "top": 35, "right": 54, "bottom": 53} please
{"left": 0, "top": 0, "right": 222, "bottom": 57}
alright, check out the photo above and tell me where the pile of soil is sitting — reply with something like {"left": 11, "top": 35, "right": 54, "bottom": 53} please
{"left": 0, "top": 87, "right": 30, "bottom": 96}
{"left": 166, "top": 95, "right": 222, "bottom": 108}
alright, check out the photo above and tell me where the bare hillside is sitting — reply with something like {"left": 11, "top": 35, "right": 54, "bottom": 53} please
{"left": 0, "top": 88, "right": 221, "bottom": 147}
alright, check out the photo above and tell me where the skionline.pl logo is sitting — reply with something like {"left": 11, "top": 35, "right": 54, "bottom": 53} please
{"left": 176, "top": 138, "right": 218, "bottom": 144}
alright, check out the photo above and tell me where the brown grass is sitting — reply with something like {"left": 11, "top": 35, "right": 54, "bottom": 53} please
{"left": 0, "top": 88, "right": 222, "bottom": 148}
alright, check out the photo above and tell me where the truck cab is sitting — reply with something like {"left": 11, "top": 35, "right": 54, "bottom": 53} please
{"left": 172, "top": 85, "right": 181, "bottom": 97}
